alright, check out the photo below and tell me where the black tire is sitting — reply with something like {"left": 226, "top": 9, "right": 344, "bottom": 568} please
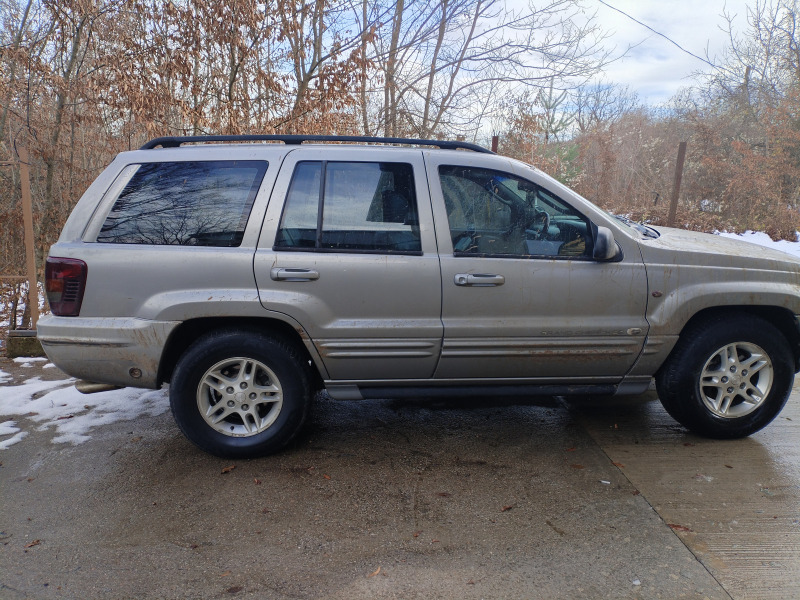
{"left": 655, "top": 312, "right": 794, "bottom": 439}
{"left": 170, "top": 330, "right": 311, "bottom": 458}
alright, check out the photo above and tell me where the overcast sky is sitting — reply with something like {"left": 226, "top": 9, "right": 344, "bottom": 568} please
{"left": 588, "top": 0, "right": 753, "bottom": 105}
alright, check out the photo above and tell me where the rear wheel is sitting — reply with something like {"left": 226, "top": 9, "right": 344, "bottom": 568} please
{"left": 170, "top": 330, "right": 311, "bottom": 458}
{"left": 656, "top": 313, "right": 795, "bottom": 439}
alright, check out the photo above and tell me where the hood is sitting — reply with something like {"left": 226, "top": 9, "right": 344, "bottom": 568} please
{"left": 637, "top": 226, "right": 800, "bottom": 274}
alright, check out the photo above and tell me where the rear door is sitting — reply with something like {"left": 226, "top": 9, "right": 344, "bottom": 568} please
{"left": 425, "top": 152, "right": 649, "bottom": 381}
{"left": 254, "top": 148, "right": 443, "bottom": 381}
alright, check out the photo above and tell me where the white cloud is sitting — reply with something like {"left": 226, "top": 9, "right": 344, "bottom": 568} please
{"left": 591, "top": 0, "right": 752, "bottom": 104}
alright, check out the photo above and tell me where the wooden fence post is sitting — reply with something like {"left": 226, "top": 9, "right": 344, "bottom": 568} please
{"left": 667, "top": 141, "right": 687, "bottom": 228}
{"left": 17, "top": 145, "right": 39, "bottom": 329}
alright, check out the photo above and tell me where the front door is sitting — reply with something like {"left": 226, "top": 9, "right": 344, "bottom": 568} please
{"left": 425, "top": 153, "right": 649, "bottom": 382}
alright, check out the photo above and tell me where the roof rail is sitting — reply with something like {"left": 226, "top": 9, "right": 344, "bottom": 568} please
{"left": 139, "top": 134, "right": 494, "bottom": 154}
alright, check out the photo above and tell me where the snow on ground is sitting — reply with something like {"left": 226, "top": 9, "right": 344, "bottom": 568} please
{"left": 0, "top": 377, "right": 169, "bottom": 449}
{"left": 0, "top": 420, "right": 26, "bottom": 449}
{"left": 12, "top": 357, "right": 48, "bottom": 368}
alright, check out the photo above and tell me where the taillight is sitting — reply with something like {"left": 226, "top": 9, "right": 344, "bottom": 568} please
{"left": 45, "top": 257, "right": 87, "bottom": 316}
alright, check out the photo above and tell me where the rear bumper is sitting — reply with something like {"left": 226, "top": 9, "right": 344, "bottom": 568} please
{"left": 37, "top": 316, "right": 179, "bottom": 388}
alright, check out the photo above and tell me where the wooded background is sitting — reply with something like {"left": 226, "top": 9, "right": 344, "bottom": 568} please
{"left": 1, "top": 0, "right": 800, "bottom": 327}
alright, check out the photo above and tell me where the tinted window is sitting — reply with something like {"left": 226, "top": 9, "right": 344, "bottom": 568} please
{"left": 275, "top": 161, "right": 421, "bottom": 253}
{"left": 97, "top": 161, "right": 268, "bottom": 246}
{"left": 439, "top": 165, "right": 592, "bottom": 258}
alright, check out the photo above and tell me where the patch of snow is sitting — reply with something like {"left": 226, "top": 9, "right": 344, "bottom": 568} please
{"left": 0, "top": 368, "right": 10, "bottom": 384}
{"left": 0, "top": 421, "right": 28, "bottom": 449}
{"left": 43, "top": 363, "right": 55, "bottom": 369}
{"left": 0, "top": 377, "right": 169, "bottom": 449}
{"left": 11, "top": 357, "right": 48, "bottom": 369}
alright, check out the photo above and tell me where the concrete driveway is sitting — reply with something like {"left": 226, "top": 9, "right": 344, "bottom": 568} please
{"left": 1, "top": 357, "right": 798, "bottom": 599}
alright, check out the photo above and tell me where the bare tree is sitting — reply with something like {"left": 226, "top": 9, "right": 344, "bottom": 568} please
{"left": 358, "top": 0, "right": 610, "bottom": 139}
{"left": 572, "top": 81, "right": 639, "bottom": 133}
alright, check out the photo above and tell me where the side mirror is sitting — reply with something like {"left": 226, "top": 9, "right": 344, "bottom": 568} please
{"left": 593, "top": 226, "right": 620, "bottom": 261}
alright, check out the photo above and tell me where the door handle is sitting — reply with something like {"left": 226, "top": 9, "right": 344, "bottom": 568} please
{"left": 270, "top": 267, "right": 320, "bottom": 281}
{"left": 454, "top": 273, "right": 505, "bottom": 287}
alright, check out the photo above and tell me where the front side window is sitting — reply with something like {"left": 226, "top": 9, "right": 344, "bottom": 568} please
{"left": 97, "top": 161, "right": 268, "bottom": 247}
{"left": 275, "top": 161, "right": 421, "bottom": 253}
{"left": 439, "top": 165, "right": 593, "bottom": 258}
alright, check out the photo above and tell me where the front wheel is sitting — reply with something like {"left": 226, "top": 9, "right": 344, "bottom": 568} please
{"left": 170, "top": 330, "right": 311, "bottom": 458}
{"left": 656, "top": 314, "right": 795, "bottom": 439}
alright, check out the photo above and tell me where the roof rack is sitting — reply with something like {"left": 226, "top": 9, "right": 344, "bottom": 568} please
{"left": 139, "top": 134, "right": 494, "bottom": 154}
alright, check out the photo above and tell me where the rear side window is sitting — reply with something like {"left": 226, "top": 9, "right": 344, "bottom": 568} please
{"left": 97, "top": 161, "right": 268, "bottom": 246}
{"left": 274, "top": 161, "right": 421, "bottom": 254}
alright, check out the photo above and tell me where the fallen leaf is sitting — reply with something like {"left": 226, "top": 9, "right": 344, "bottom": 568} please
{"left": 254, "top": 478, "right": 262, "bottom": 485}
{"left": 412, "top": 531, "right": 421, "bottom": 538}
{"left": 220, "top": 571, "right": 232, "bottom": 577}
{"left": 221, "top": 465, "right": 236, "bottom": 474}
{"left": 130, "top": 436, "right": 142, "bottom": 442}
{"left": 612, "top": 462, "right": 625, "bottom": 468}
{"left": 436, "top": 492, "right": 451, "bottom": 497}
{"left": 570, "top": 464, "right": 584, "bottom": 469}
{"left": 56, "top": 415, "right": 74, "bottom": 420}
{"left": 467, "top": 579, "right": 476, "bottom": 585}
{"left": 323, "top": 474, "right": 331, "bottom": 480}
{"left": 24, "top": 540, "right": 41, "bottom": 548}
{"left": 668, "top": 524, "right": 692, "bottom": 532}
{"left": 632, "top": 490, "right": 641, "bottom": 496}
{"left": 432, "top": 539, "right": 440, "bottom": 543}
{"left": 683, "top": 443, "right": 695, "bottom": 447}
{"left": 368, "top": 566, "right": 381, "bottom": 578}
{"left": 501, "top": 505, "right": 513, "bottom": 512}
{"left": 565, "top": 447, "right": 576, "bottom": 452}
{"left": 227, "top": 586, "right": 243, "bottom": 594}
{"left": 724, "top": 465, "right": 733, "bottom": 469}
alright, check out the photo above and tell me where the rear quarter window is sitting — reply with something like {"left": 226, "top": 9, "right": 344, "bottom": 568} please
{"left": 96, "top": 161, "right": 267, "bottom": 246}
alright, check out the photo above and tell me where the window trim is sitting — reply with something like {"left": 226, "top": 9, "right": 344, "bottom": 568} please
{"left": 273, "top": 159, "right": 423, "bottom": 256}
{"left": 91, "top": 160, "right": 268, "bottom": 247}
{"left": 439, "top": 164, "right": 595, "bottom": 260}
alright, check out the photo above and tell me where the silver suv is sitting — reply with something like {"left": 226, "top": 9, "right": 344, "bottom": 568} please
{"left": 38, "top": 135, "right": 800, "bottom": 458}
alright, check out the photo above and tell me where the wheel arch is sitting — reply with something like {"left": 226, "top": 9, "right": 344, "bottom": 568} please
{"left": 671, "top": 305, "right": 800, "bottom": 372}
{"left": 157, "top": 316, "right": 326, "bottom": 388}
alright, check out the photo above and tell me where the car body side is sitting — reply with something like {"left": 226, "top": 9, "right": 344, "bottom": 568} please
{"left": 37, "top": 144, "right": 800, "bottom": 398}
